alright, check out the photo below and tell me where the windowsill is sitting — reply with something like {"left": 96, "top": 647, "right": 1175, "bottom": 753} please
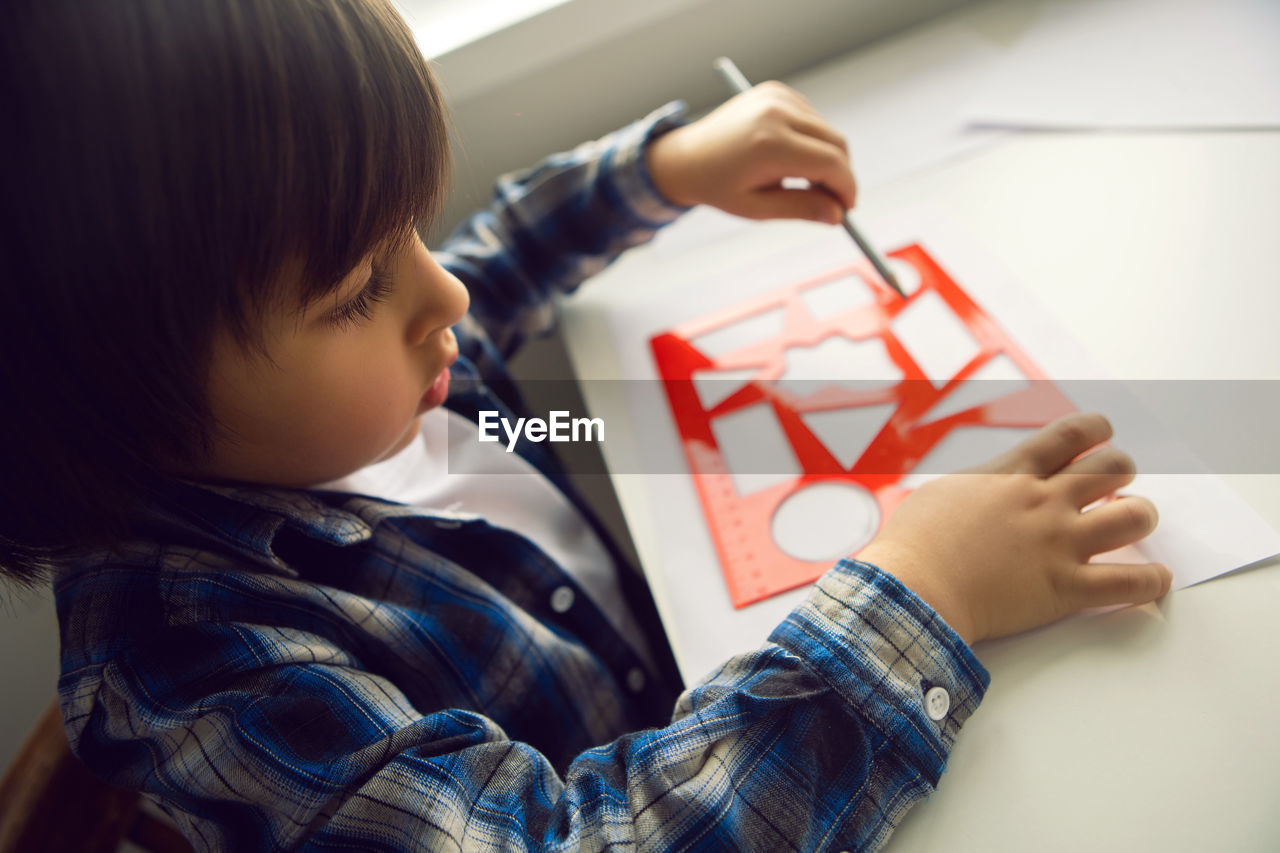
{"left": 397, "top": 0, "right": 575, "bottom": 60}
{"left": 400, "top": 0, "right": 710, "bottom": 102}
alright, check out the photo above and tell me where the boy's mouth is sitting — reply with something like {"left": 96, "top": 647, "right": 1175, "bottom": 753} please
{"left": 418, "top": 356, "right": 455, "bottom": 413}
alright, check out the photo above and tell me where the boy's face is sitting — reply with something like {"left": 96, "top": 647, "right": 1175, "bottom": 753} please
{"left": 199, "top": 232, "right": 470, "bottom": 487}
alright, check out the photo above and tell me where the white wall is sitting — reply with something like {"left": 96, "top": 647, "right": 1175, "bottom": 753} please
{"left": 0, "top": 590, "right": 60, "bottom": 770}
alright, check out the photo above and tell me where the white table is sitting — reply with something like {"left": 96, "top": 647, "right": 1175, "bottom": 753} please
{"left": 559, "top": 5, "right": 1280, "bottom": 851}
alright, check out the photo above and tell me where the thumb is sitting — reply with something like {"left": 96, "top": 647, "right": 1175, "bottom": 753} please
{"left": 737, "top": 187, "right": 843, "bottom": 224}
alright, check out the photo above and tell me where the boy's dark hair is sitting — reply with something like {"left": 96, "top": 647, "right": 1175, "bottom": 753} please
{"left": 0, "top": 0, "right": 450, "bottom": 586}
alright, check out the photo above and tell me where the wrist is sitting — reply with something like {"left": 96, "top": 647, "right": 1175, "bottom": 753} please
{"left": 644, "top": 127, "right": 699, "bottom": 208}
{"left": 857, "top": 543, "right": 980, "bottom": 645}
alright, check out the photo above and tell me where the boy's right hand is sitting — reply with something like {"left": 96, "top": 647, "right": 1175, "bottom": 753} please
{"left": 646, "top": 82, "right": 856, "bottom": 224}
{"left": 858, "top": 412, "right": 1171, "bottom": 646}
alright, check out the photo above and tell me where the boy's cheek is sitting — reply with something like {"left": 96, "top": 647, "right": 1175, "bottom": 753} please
{"left": 305, "top": 368, "right": 423, "bottom": 466}
{"left": 202, "top": 360, "right": 422, "bottom": 485}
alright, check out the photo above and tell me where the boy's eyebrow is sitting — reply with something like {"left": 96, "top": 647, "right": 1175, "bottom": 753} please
{"left": 328, "top": 265, "right": 373, "bottom": 306}
{"left": 278, "top": 264, "right": 363, "bottom": 329}
{"left": 292, "top": 226, "right": 414, "bottom": 319}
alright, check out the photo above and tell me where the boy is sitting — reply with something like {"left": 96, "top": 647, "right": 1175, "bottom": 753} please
{"left": 0, "top": 1, "right": 1170, "bottom": 850}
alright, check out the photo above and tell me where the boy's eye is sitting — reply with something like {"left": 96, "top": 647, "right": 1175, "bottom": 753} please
{"left": 327, "top": 266, "right": 393, "bottom": 329}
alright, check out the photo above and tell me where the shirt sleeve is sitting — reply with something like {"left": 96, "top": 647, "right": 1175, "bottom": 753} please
{"left": 437, "top": 101, "right": 690, "bottom": 364}
{"left": 61, "top": 559, "right": 988, "bottom": 852}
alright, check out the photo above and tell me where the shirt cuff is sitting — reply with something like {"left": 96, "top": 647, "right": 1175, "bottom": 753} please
{"left": 604, "top": 100, "right": 693, "bottom": 228}
{"left": 769, "top": 559, "right": 990, "bottom": 787}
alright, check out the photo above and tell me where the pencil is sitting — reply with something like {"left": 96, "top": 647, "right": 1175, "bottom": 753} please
{"left": 712, "top": 56, "right": 905, "bottom": 299}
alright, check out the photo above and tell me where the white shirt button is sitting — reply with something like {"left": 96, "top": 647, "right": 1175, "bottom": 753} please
{"left": 626, "top": 668, "right": 646, "bottom": 693}
{"left": 924, "top": 686, "right": 950, "bottom": 721}
{"left": 550, "top": 586, "right": 575, "bottom": 613}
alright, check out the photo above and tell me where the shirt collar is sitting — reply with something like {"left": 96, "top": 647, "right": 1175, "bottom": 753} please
{"left": 147, "top": 481, "right": 374, "bottom": 578}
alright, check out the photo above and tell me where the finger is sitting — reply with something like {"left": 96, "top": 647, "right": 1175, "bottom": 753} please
{"left": 1062, "top": 561, "right": 1172, "bottom": 610}
{"left": 736, "top": 186, "right": 843, "bottom": 223}
{"left": 1076, "top": 495, "right": 1159, "bottom": 555}
{"left": 733, "top": 85, "right": 825, "bottom": 136}
{"left": 757, "top": 132, "right": 856, "bottom": 210}
{"left": 1056, "top": 446, "right": 1137, "bottom": 507}
{"left": 784, "top": 110, "right": 849, "bottom": 157}
{"left": 744, "top": 83, "right": 838, "bottom": 150}
{"left": 1009, "top": 412, "right": 1113, "bottom": 477}
{"left": 754, "top": 80, "right": 822, "bottom": 117}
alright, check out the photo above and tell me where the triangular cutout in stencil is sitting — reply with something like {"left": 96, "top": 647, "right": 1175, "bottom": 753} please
{"left": 892, "top": 289, "right": 981, "bottom": 386}
{"left": 921, "top": 354, "right": 1028, "bottom": 423}
{"left": 801, "top": 402, "right": 898, "bottom": 469}
{"left": 710, "top": 402, "right": 801, "bottom": 496}
{"left": 692, "top": 366, "right": 761, "bottom": 410}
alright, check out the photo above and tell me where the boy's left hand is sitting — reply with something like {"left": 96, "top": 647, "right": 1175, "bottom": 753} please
{"left": 646, "top": 81, "right": 855, "bottom": 225}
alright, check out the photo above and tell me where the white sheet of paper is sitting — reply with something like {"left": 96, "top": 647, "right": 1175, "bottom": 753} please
{"left": 577, "top": 212, "right": 1280, "bottom": 682}
{"left": 964, "top": 0, "right": 1280, "bottom": 129}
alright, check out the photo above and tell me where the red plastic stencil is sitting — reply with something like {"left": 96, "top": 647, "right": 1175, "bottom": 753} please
{"left": 649, "top": 244, "right": 1075, "bottom": 608}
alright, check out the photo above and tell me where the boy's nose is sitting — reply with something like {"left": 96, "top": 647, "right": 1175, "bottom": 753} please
{"left": 407, "top": 264, "right": 470, "bottom": 347}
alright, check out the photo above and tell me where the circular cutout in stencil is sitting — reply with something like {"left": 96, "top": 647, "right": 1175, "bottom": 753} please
{"left": 770, "top": 481, "right": 881, "bottom": 563}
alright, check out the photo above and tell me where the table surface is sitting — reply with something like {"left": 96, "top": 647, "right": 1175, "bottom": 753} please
{"left": 558, "top": 2, "right": 1280, "bottom": 850}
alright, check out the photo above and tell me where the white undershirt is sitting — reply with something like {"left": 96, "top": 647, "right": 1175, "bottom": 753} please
{"left": 321, "top": 408, "right": 649, "bottom": 662}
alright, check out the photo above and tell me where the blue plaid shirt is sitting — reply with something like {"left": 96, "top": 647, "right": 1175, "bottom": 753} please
{"left": 56, "top": 103, "right": 989, "bottom": 852}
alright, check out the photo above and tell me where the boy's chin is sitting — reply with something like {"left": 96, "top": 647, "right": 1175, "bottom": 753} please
{"left": 375, "top": 414, "right": 425, "bottom": 463}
